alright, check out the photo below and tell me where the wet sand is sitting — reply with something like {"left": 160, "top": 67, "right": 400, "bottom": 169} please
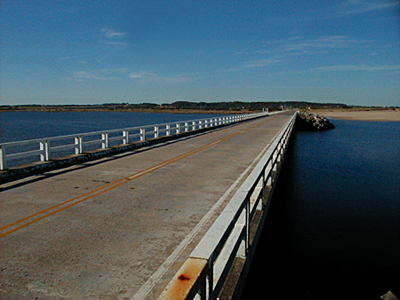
{"left": 310, "top": 109, "right": 400, "bottom": 122}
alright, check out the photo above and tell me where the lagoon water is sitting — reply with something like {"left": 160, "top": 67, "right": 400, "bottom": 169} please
{"left": 242, "top": 119, "right": 400, "bottom": 299}
{"left": 0, "top": 111, "right": 223, "bottom": 143}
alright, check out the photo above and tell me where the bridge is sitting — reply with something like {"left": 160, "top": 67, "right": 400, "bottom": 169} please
{"left": 0, "top": 111, "right": 296, "bottom": 299}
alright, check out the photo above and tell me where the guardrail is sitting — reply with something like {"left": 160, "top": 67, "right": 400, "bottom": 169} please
{"left": 0, "top": 112, "right": 273, "bottom": 170}
{"left": 160, "top": 112, "right": 297, "bottom": 300}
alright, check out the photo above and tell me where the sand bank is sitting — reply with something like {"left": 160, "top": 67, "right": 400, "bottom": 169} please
{"left": 310, "top": 109, "right": 400, "bottom": 122}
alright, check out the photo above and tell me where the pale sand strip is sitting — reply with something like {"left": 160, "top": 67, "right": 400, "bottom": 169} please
{"left": 310, "top": 109, "right": 400, "bottom": 122}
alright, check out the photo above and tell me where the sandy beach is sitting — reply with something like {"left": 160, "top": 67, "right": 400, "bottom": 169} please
{"left": 310, "top": 109, "right": 400, "bottom": 122}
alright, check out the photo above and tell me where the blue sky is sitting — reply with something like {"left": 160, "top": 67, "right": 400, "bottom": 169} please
{"left": 2, "top": 0, "right": 399, "bottom": 106}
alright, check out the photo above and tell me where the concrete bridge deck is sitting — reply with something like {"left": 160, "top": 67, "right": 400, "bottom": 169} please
{"left": 0, "top": 111, "right": 294, "bottom": 300}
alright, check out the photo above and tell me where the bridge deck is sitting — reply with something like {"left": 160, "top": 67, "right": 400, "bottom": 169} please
{"left": 0, "top": 111, "right": 294, "bottom": 300}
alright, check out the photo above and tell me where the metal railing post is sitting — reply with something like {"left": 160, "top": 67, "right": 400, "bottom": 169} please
{"left": 245, "top": 195, "right": 250, "bottom": 254}
{"left": 154, "top": 126, "right": 159, "bottom": 138}
{"left": 208, "top": 258, "right": 214, "bottom": 299}
{"left": 75, "top": 136, "right": 83, "bottom": 154}
{"left": 0, "top": 145, "right": 6, "bottom": 170}
{"left": 123, "top": 130, "right": 129, "bottom": 144}
{"left": 40, "top": 139, "right": 50, "bottom": 162}
{"left": 140, "top": 128, "right": 146, "bottom": 141}
{"left": 199, "top": 272, "right": 207, "bottom": 300}
{"left": 259, "top": 172, "right": 266, "bottom": 211}
{"left": 166, "top": 124, "right": 171, "bottom": 136}
{"left": 102, "top": 133, "right": 109, "bottom": 148}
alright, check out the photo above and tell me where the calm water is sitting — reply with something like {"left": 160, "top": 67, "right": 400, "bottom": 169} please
{"left": 0, "top": 111, "right": 223, "bottom": 143}
{"left": 243, "top": 119, "right": 400, "bottom": 299}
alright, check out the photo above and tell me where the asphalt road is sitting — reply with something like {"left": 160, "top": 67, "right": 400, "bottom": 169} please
{"left": 0, "top": 111, "right": 294, "bottom": 300}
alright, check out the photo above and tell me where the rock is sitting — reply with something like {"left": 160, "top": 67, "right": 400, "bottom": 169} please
{"left": 381, "top": 291, "right": 400, "bottom": 300}
{"left": 296, "top": 112, "right": 335, "bottom": 131}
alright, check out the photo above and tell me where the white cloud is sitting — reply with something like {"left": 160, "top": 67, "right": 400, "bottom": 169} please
{"left": 313, "top": 64, "right": 400, "bottom": 71}
{"left": 282, "top": 35, "right": 369, "bottom": 54}
{"left": 74, "top": 68, "right": 129, "bottom": 80}
{"left": 74, "top": 71, "right": 107, "bottom": 80}
{"left": 291, "top": 1, "right": 399, "bottom": 22}
{"left": 226, "top": 58, "right": 280, "bottom": 72}
{"left": 343, "top": 0, "right": 400, "bottom": 15}
{"left": 246, "top": 35, "right": 370, "bottom": 58}
{"left": 129, "top": 72, "right": 156, "bottom": 79}
{"left": 72, "top": 69, "right": 191, "bottom": 83}
{"left": 242, "top": 59, "right": 281, "bottom": 69}
{"left": 228, "top": 35, "right": 369, "bottom": 72}
{"left": 155, "top": 75, "right": 192, "bottom": 84}
{"left": 101, "top": 26, "right": 127, "bottom": 38}
{"left": 129, "top": 72, "right": 192, "bottom": 84}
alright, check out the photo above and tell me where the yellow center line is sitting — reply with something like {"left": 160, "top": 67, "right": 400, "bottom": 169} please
{"left": 0, "top": 121, "right": 265, "bottom": 238}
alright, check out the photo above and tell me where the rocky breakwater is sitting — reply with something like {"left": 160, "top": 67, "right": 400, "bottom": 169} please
{"left": 296, "top": 112, "right": 335, "bottom": 131}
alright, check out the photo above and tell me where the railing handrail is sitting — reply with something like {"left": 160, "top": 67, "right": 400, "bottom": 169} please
{"left": 160, "top": 111, "right": 297, "bottom": 300}
{"left": 0, "top": 115, "right": 238, "bottom": 146}
{"left": 0, "top": 111, "right": 278, "bottom": 170}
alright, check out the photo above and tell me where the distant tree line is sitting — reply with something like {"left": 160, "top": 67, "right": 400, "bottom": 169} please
{"left": 164, "top": 101, "right": 350, "bottom": 111}
{"left": 0, "top": 101, "right": 352, "bottom": 112}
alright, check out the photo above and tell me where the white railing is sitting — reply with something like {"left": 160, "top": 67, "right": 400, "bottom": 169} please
{"left": 0, "top": 112, "right": 271, "bottom": 170}
{"left": 160, "top": 112, "right": 297, "bottom": 300}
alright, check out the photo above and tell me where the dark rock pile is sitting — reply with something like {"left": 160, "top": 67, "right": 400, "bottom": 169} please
{"left": 296, "top": 112, "right": 335, "bottom": 131}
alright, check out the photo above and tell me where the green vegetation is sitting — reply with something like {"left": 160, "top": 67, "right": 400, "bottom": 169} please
{"left": 0, "top": 101, "right": 352, "bottom": 113}
{"left": 168, "top": 101, "right": 350, "bottom": 111}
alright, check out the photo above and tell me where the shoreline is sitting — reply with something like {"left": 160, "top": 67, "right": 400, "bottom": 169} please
{"left": 3, "top": 107, "right": 400, "bottom": 121}
{"left": 0, "top": 108, "right": 255, "bottom": 115}
{"left": 310, "top": 109, "right": 400, "bottom": 122}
